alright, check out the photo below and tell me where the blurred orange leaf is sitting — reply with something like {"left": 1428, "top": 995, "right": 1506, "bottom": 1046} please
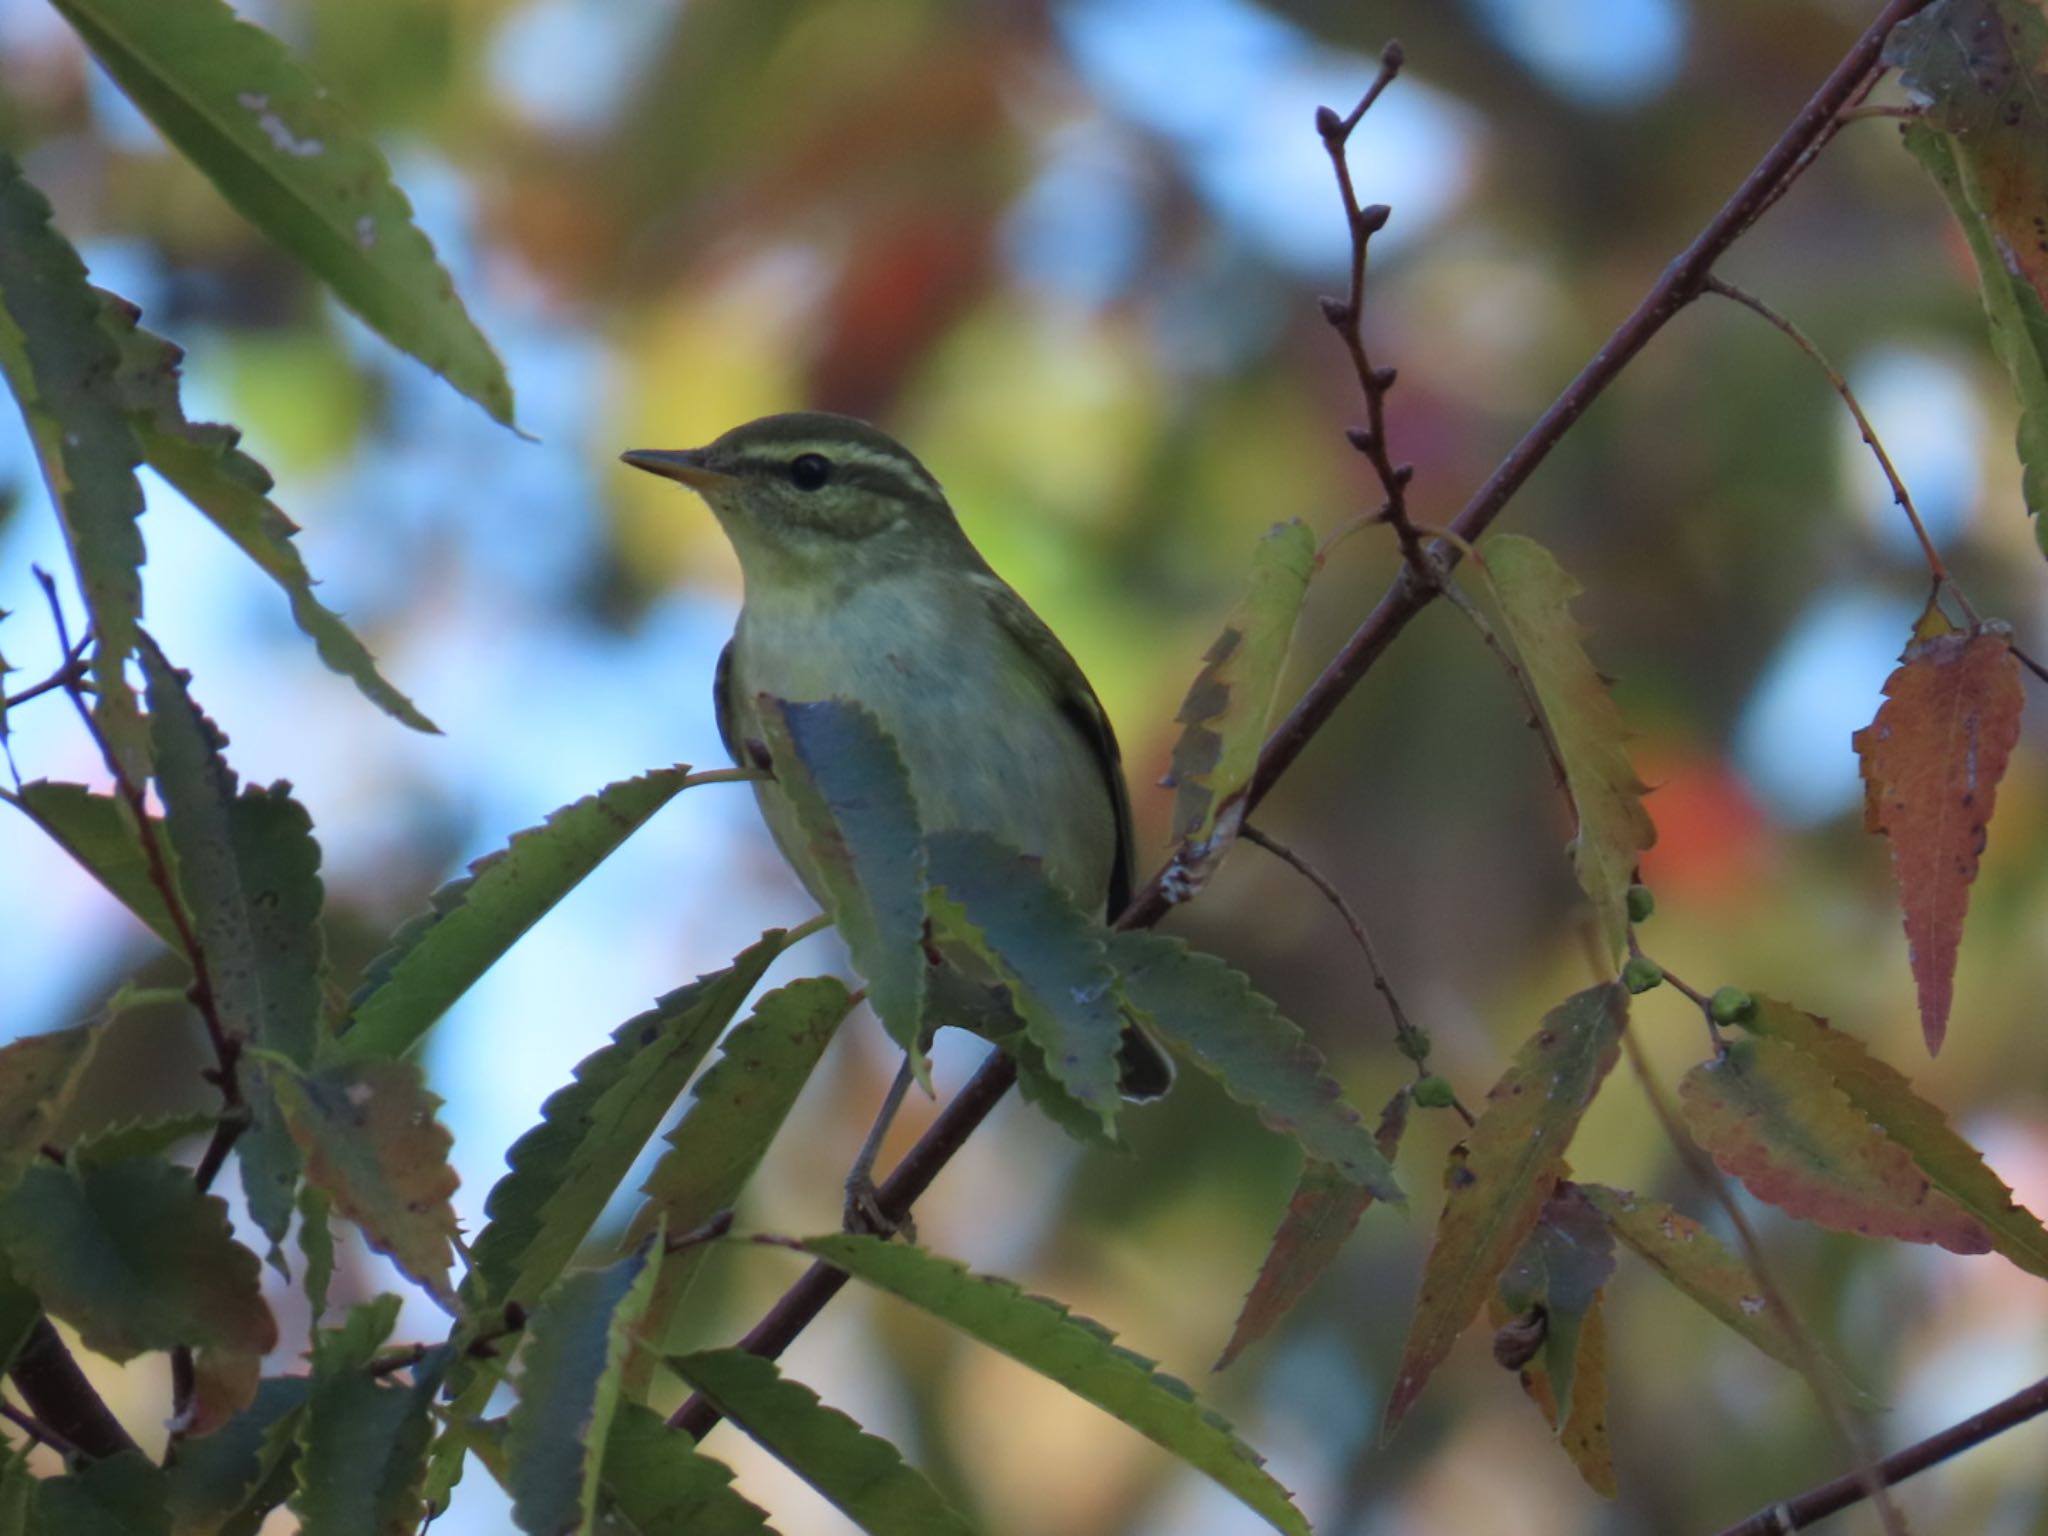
{"left": 1215, "top": 1088, "right": 1408, "bottom": 1371}
{"left": 1383, "top": 983, "right": 1626, "bottom": 1435}
{"left": 1679, "top": 1035, "right": 1991, "bottom": 1253}
{"left": 1852, "top": 609, "right": 2023, "bottom": 1053}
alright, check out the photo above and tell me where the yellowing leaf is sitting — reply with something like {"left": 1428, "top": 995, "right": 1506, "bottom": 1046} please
{"left": 1852, "top": 612, "right": 2023, "bottom": 1053}
{"left": 1479, "top": 535, "right": 1655, "bottom": 963}
{"left": 1164, "top": 519, "right": 1316, "bottom": 869}
{"left": 271, "top": 1059, "right": 461, "bottom": 1305}
{"left": 1489, "top": 1286, "right": 1615, "bottom": 1497}
{"left": 1744, "top": 997, "right": 2048, "bottom": 1278}
{"left": 1887, "top": 0, "right": 2048, "bottom": 529}
{"left": 1384, "top": 983, "right": 1627, "bottom": 1434}
{"left": 1679, "top": 1036, "right": 1990, "bottom": 1253}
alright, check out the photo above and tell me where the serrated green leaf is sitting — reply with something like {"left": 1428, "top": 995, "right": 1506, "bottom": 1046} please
{"left": 1745, "top": 996, "right": 2048, "bottom": 1278}
{"left": 270, "top": 1059, "right": 460, "bottom": 1304}
{"left": 1108, "top": 931, "right": 1399, "bottom": 1202}
{"left": 1887, "top": 2, "right": 2048, "bottom": 534}
{"left": 753, "top": 698, "right": 926, "bottom": 1080}
{"left": 672, "top": 1349, "right": 975, "bottom": 1536}
{"left": 1495, "top": 1183, "right": 1615, "bottom": 1428}
{"left": 1166, "top": 519, "right": 1316, "bottom": 853}
{"left": 597, "top": 1404, "right": 773, "bottom": 1536}
{"left": 0, "top": 1023, "right": 101, "bottom": 1193}
{"left": 800, "top": 1234, "right": 1310, "bottom": 1535}
{"left": 507, "top": 1242, "right": 661, "bottom": 1536}
{"left": 298, "top": 1185, "right": 335, "bottom": 1326}
{"left": 0, "top": 1158, "right": 276, "bottom": 1369}
{"left": 466, "top": 933, "right": 793, "bottom": 1325}
{"left": 1479, "top": 535, "right": 1655, "bottom": 963}
{"left": 164, "top": 1376, "right": 310, "bottom": 1536}
{"left": 339, "top": 766, "right": 703, "bottom": 1063}
{"left": 927, "top": 830, "right": 1122, "bottom": 1134}
{"left": 1217, "top": 1088, "right": 1409, "bottom": 1370}
{"left": 38, "top": 1450, "right": 171, "bottom": 1536}
{"left": 0, "top": 156, "right": 148, "bottom": 780}
{"left": 72, "top": 1111, "right": 217, "bottom": 1169}
{"left": 1679, "top": 1034, "right": 1992, "bottom": 1253}
{"left": 1385, "top": 983, "right": 1626, "bottom": 1434}
{"left": 48, "top": 0, "right": 514, "bottom": 425}
{"left": 93, "top": 292, "right": 436, "bottom": 731}
{"left": 291, "top": 1342, "right": 448, "bottom": 1536}
{"left": 3, "top": 783, "right": 177, "bottom": 946}
{"left": 623, "top": 976, "right": 853, "bottom": 1379}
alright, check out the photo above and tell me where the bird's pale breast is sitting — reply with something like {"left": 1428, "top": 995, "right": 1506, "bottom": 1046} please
{"left": 727, "top": 570, "right": 1117, "bottom": 911}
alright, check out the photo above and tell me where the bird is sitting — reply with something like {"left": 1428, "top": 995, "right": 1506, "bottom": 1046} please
{"left": 620, "top": 412, "right": 1175, "bottom": 1121}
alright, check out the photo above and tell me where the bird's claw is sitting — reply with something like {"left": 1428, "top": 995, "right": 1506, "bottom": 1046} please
{"left": 843, "top": 1175, "right": 914, "bottom": 1243}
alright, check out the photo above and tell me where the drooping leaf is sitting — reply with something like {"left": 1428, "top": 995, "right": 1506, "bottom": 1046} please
{"left": 465, "top": 933, "right": 794, "bottom": 1322}
{"left": 1164, "top": 519, "right": 1316, "bottom": 860}
{"left": 1384, "top": 983, "right": 1627, "bottom": 1434}
{"left": 4, "top": 782, "right": 177, "bottom": 946}
{"left": 298, "top": 1185, "right": 335, "bottom": 1324}
{"left": 506, "top": 1242, "right": 661, "bottom": 1536}
{"left": 623, "top": 976, "right": 854, "bottom": 1380}
{"left": 800, "top": 1234, "right": 1311, "bottom": 1536}
{"left": 1489, "top": 1288, "right": 1615, "bottom": 1497}
{"left": 94, "top": 292, "right": 434, "bottom": 731}
{"left": 1110, "top": 931, "right": 1401, "bottom": 1203}
{"left": 672, "top": 1349, "right": 976, "bottom": 1536}
{"left": 1216, "top": 1087, "right": 1409, "bottom": 1370}
{"left": 0, "top": 156, "right": 149, "bottom": 779}
{"left": 0, "top": 1159, "right": 276, "bottom": 1394}
{"left": 0, "top": 1023, "right": 101, "bottom": 1193}
{"left": 1479, "top": 535, "right": 1655, "bottom": 963}
{"left": 71, "top": 1111, "right": 218, "bottom": 1169}
{"left": 269, "top": 1058, "right": 461, "bottom": 1304}
{"left": 597, "top": 1404, "right": 773, "bottom": 1536}
{"left": 926, "top": 830, "right": 1122, "bottom": 1135}
{"left": 1494, "top": 1183, "right": 1615, "bottom": 1428}
{"left": 1578, "top": 1183, "right": 1832, "bottom": 1383}
{"left": 163, "top": 1376, "right": 310, "bottom": 1536}
{"left": 340, "top": 766, "right": 703, "bottom": 1062}
{"left": 291, "top": 1327, "right": 448, "bottom": 1536}
{"left": 1887, "top": 1, "right": 2048, "bottom": 531}
{"left": 1852, "top": 610, "right": 2023, "bottom": 1053}
{"left": 1678, "top": 1035, "right": 1991, "bottom": 1252}
{"left": 38, "top": 1450, "right": 172, "bottom": 1536}
{"left": 753, "top": 698, "right": 927, "bottom": 1080}
{"left": 48, "top": 0, "right": 516, "bottom": 425}
{"left": 1742, "top": 997, "right": 2048, "bottom": 1277}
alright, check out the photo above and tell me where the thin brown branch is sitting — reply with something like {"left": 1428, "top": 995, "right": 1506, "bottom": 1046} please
{"left": 1316, "top": 41, "right": 1430, "bottom": 577}
{"left": 1238, "top": 823, "right": 1426, "bottom": 1061}
{"left": 1706, "top": 276, "right": 1968, "bottom": 612}
{"left": 1619, "top": 1026, "right": 1903, "bottom": 1536}
{"left": 669, "top": 0, "right": 1938, "bottom": 1445}
{"left": 0, "top": 1400, "right": 82, "bottom": 1461}
{"left": 1712, "top": 1371, "right": 2048, "bottom": 1535}
{"left": 5, "top": 1318, "right": 136, "bottom": 1461}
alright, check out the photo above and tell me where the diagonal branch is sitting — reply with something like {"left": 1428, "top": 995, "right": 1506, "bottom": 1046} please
{"left": 672, "top": 0, "right": 1936, "bottom": 1445}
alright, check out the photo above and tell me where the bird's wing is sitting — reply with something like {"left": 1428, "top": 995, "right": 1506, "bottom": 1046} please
{"left": 970, "top": 572, "right": 1137, "bottom": 919}
{"left": 713, "top": 636, "right": 743, "bottom": 767}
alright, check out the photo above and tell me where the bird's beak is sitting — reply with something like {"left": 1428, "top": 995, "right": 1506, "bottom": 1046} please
{"left": 619, "top": 447, "right": 735, "bottom": 491}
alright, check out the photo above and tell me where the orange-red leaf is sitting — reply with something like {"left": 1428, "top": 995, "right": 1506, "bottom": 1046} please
{"left": 1383, "top": 984, "right": 1626, "bottom": 1435}
{"left": 1744, "top": 996, "right": 2048, "bottom": 1278}
{"left": 1215, "top": 1089, "right": 1408, "bottom": 1370}
{"left": 1853, "top": 613, "right": 2023, "bottom": 1053}
{"left": 1679, "top": 1036, "right": 1991, "bottom": 1253}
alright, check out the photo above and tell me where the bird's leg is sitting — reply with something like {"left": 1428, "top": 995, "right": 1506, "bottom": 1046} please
{"left": 843, "top": 1053, "right": 918, "bottom": 1241}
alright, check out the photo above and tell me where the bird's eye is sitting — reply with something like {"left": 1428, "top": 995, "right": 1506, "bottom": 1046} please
{"left": 788, "top": 453, "right": 833, "bottom": 491}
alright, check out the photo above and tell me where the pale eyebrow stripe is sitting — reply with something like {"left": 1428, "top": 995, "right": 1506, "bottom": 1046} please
{"left": 728, "top": 440, "right": 940, "bottom": 498}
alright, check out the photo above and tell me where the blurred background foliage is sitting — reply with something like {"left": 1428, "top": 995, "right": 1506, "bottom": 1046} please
{"left": 5, "top": 0, "right": 2048, "bottom": 1531}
